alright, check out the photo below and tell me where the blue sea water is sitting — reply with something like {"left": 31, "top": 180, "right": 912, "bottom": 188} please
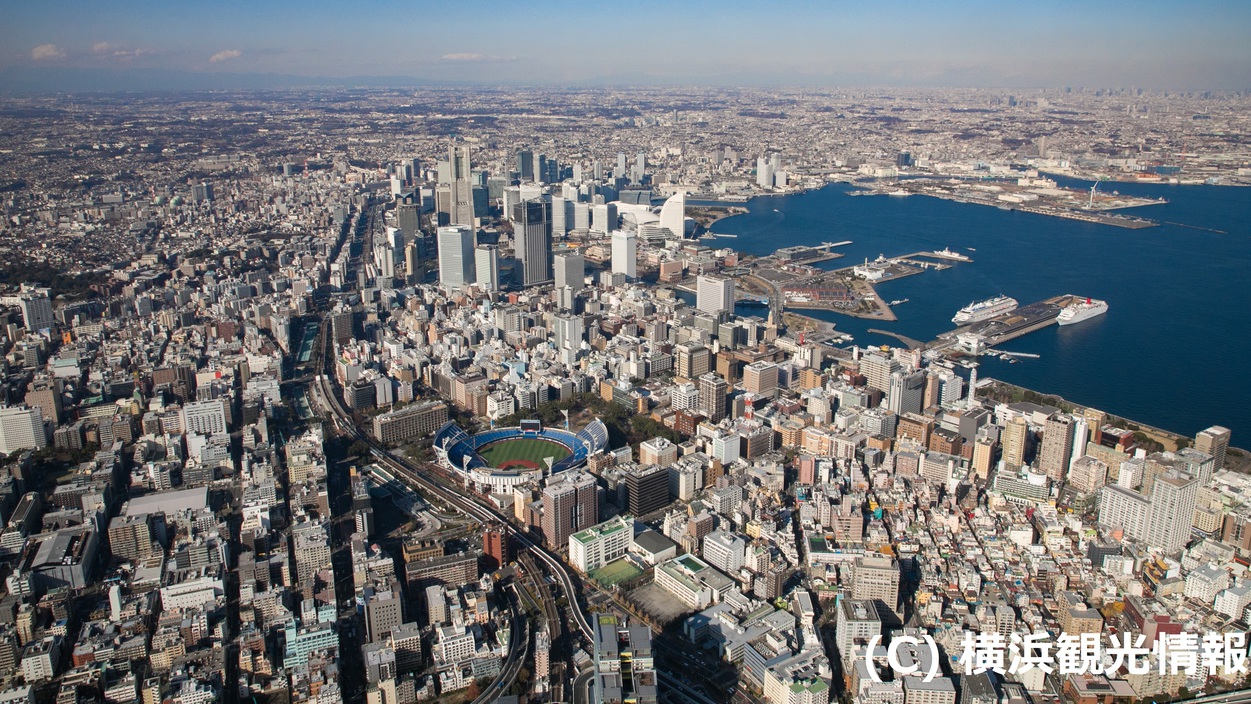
{"left": 703, "top": 179, "right": 1251, "bottom": 444}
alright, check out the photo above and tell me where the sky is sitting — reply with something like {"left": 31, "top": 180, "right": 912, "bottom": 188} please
{"left": 2, "top": 0, "right": 1249, "bottom": 91}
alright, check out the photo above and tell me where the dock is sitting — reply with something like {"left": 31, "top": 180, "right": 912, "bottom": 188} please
{"left": 929, "top": 294, "right": 1083, "bottom": 351}
{"left": 867, "top": 329, "right": 925, "bottom": 350}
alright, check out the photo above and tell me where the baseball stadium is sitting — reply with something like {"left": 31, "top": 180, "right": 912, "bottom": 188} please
{"left": 433, "top": 418, "right": 610, "bottom": 493}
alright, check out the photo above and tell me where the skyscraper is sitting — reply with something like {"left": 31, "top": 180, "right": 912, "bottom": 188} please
{"left": 512, "top": 199, "right": 553, "bottom": 287}
{"left": 850, "top": 555, "right": 901, "bottom": 618}
{"left": 611, "top": 230, "right": 637, "bottom": 278}
{"left": 698, "top": 372, "right": 728, "bottom": 423}
{"left": 1002, "top": 416, "right": 1029, "bottom": 470}
{"left": 448, "top": 144, "right": 475, "bottom": 226}
{"left": 1038, "top": 413, "right": 1075, "bottom": 482}
{"left": 18, "top": 291, "right": 54, "bottom": 332}
{"left": 541, "top": 473, "right": 598, "bottom": 550}
{"left": 696, "top": 275, "right": 734, "bottom": 315}
{"left": 887, "top": 370, "right": 926, "bottom": 416}
{"left": 592, "top": 203, "right": 618, "bottom": 234}
{"left": 1195, "top": 426, "right": 1231, "bottom": 470}
{"left": 554, "top": 252, "right": 585, "bottom": 292}
{"left": 474, "top": 245, "right": 499, "bottom": 292}
{"left": 482, "top": 524, "right": 509, "bottom": 572}
{"left": 1146, "top": 470, "right": 1198, "bottom": 553}
{"left": 437, "top": 226, "right": 475, "bottom": 292}
{"left": 517, "top": 149, "right": 534, "bottom": 181}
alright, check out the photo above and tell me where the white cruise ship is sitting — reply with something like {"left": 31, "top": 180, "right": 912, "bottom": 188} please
{"left": 952, "top": 296, "right": 1018, "bottom": 325}
{"left": 1058, "top": 297, "right": 1108, "bottom": 326}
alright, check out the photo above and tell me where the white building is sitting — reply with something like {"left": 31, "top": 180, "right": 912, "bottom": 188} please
{"left": 658, "top": 191, "right": 687, "bottom": 238}
{"left": 182, "top": 399, "right": 228, "bottom": 437}
{"left": 696, "top": 275, "right": 734, "bottom": 315}
{"left": 437, "top": 225, "right": 476, "bottom": 292}
{"left": 701, "top": 530, "right": 746, "bottom": 575}
{"left": 569, "top": 515, "right": 632, "bottom": 573}
{"left": 1215, "top": 583, "right": 1251, "bottom": 619}
{"left": 474, "top": 244, "right": 499, "bottom": 291}
{"left": 0, "top": 407, "right": 45, "bottom": 456}
{"left": 611, "top": 230, "right": 637, "bottom": 278}
{"left": 1184, "top": 564, "right": 1230, "bottom": 605}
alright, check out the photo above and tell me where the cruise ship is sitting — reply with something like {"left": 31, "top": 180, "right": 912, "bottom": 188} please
{"left": 952, "top": 296, "right": 1018, "bottom": 325}
{"left": 1058, "top": 297, "right": 1108, "bottom": 326}
{"left": 928, "top": 247, "right": 972, "bottom": 262}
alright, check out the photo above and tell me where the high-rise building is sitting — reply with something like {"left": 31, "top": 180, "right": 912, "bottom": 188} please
{"left": 569, "top": 515, "right": 632, "bottom": 573}
{"left": 611, "top": 230, "right": 637, "bottom": 278}
{"left": 517, "top": 149, "right": 534, "bottom": 181}
{"left": 554, "top": 252, "right": 585, "bottom": 292}
{"left": 482, "top": 524, "right": 509, "bottom": 572}
{"left": 364, "top": 590, "right": 403, "bottom": 644}
{"left": 835, "top": 599, "right": 881, "bottom": 665}
{"left": 696, "top": 275, "right": 734, "bottom": 315}
{"left": 887, "top": 370, "right": 926, "bottom": 416}
{"left": 182, "top": 399, "right": 228, "bottom": 436}
{"left": 592, "top": 203, "right": 618, "bottom": 234}
{"left": 448, "top": 144, "right": 475, "bottom": 226}
{"left": 17, "top": 292, "right": 54, "bottom": 332}
{"left": 437, "top": 226, "right": 476, "bottom": 292}
{"left": 698, "top": 372, "right": 728, "bottom": 423}
{"left": 624, "top": 465, "right": 670, "bottom": 516}
{"left": 675, "top": 344, "right": 711, "bottom": 380}
{"left": 1195, "top": 426, "right": 1231, "bottom": 471}
{"left": 1038, "top": 413, "right": 1075, "bottom": 482}
{"left": 474, "top": 244, "right": 499, "bottom": 292}
{"left": 742, "top": 361, "right": 780, "bottom": 398}
{"left": 512, "top": 199, "right": 553, "bottom": 286}
{"left": 701, "top": 530, "right": 746, "bottom": 575}
{"left": 541, "top": 473, "right": 598, "bottom": 550}
{"left": 658, "top": 191, "right": 686, "bottom": 238}
{"left": 1002, "top": 416, "right": 1029, "bottom": 470}
{"left": 554, "top": 315, "right": 584, "bottom": 351}
{"left": 850, "top": 555, "right": 900, "bottom": 618}
{"left": 1098, "top": 484, "right": 1151, "bottom": 541}
{"left": 1146, "top": 470, "right": 1199, "bottom": 553}
{"left": 0, "top": 407, "right": 45, "bottom": 456}
{"left": 859, "top": 351, "right": 901, "bottom": 393}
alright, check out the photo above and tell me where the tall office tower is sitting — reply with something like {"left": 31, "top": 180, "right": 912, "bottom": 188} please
{"left": 552, "top": 196, "right": 568, "bottom": 237}
{"left": 554, "top": 315, "right": 584, "bottom": 351}
{"left": 886, "top": 370, "right": 926, "bottom": 416}
{"left": 611, "top": 230, "right": 637, "bottom": 278}
{"left": 624, "top": 465, "right": 670, "bottom": 516}
{"left": 573, "top": 201, "right": 591, "bottom": 231}
{"left": 374, "top": 243, "right": 396, "bottom": 279}
{"left": 698, "top": 372, "right": 729, "bottom": 423}
{"left": 850, "top": 555, "right": 901, "bottom": 618}
{"left": 474, "top": 245, "right": 499, "bottom": 292}
{"left": 396, "top": 194, "right": 421, "bottom": 241}
{"left": 859, "top": 350, "right": 901, "bottom": 394}
{"left": 675, "top": 343, "right": 711, "bottom": 380}
{"left": 593, "top": 160, "right": 604, "bottom": 180}
{"left": 364, "top": 590, "right": 403, "bottom": 644}
{"left": 0, "top": 406, "right": 46, "bottom": 456}
{"left": 511, "top": 199, "right": 553, "bottom": 286}
{"left": 448, "top": 144, "right": 475, "bottom": 226}
{"left": 1002, "top": 416, "right": 1029, "bottom": 470}
{"left": 742, "top": 361, "right": 780, "bottom": 398}
{"left": 633, "top": 151, "right": 646, "bottom": 183}
{"left": 756, "top": 156, "right": 775, "bottom": 189}
{"left": 1195, "top": 426, "right": 1231, "bottom": 471}
{"left": 18, "top": 291, "right": 54, "bottom": 332}
{"left": 1146, "top": 470, "right": 1199, "bottom": 553}
{"left": 659, "top": 191, "right": 686, "bottom": 238}
{"left": 541, "top": 473, "right": 598, "bottom": 550}
{"left": 1038, "top": 413, "right": 1075, "bottom": 482}
{"left": 436, "top": 226, "right": 475, "bottom": 292}
{"left": 696, "top": 275, "right": 734, "bottom": 315}
{"left": 554, "top": 252, "right": 585, "bottom": 292}
{"left": 404, "top": 243, "right": 419, "bottom": 283}
{"left": 616, "top": 152, "right": 627, "bottom": 177}
{"left": 1069, "top": 417, "right": 1090, "bottom": 472}
{"left": 591, "top": 203, "right": 618, "bottom": 234}
{"left": 533, "top": 153, "right": 548, "bottom": 184}
{"left": 517, "top": 149, "right": 534, "bottom": 181}
{"left": 482, "top": 524, "right": 509, "bottom": 572}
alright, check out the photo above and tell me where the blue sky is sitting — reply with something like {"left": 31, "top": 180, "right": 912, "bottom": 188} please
{"left": 2, "top": 0, "right": 1249, "bottom": 89}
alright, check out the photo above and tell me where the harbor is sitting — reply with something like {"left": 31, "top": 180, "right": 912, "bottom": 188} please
{"left": 928, "top": 294, "right": 1091, "bottom": 352}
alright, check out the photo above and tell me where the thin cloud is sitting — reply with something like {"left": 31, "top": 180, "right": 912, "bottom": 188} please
{"left": 94, "top": 42, "right": 149, "bottom": 58}
{"left": 31, "top": 44, "right": 66, "bottom": 61}
{"left": 441, "top": 52, "right": 514, "bottom": 63}
{"left": 209, "top": 49, "right": 242, "bottom": 63}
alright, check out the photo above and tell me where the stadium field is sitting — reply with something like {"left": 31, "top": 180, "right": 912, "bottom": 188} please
{"left": 476, "top": 438, "right": 571, "bottom": 470}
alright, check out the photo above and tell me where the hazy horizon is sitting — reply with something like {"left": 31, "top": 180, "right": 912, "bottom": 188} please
{"left": 3, "top": 0, "right": 1250, "bottom": 92}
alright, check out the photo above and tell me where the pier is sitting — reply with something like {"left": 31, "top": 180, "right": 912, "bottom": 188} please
{"left": 929, "top": 294, "right": 1083, "bottom": 351}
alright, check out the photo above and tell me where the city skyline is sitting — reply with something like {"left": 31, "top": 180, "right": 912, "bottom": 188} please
{"left": 3, "top": 0, "right": 1251, "bottom": 91}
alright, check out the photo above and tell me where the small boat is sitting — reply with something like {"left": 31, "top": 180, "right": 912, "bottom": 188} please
{"left": 889, "top": 299, "right": 909, "bottom": 306}
{"left": 966, "top": 247, "right": 976, "bottom": 252}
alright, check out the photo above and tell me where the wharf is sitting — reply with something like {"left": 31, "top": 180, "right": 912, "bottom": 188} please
{"left": 930, "top": 295, "right": 1081, "bottom": 350}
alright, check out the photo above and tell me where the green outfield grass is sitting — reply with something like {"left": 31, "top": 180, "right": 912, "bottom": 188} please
{"left": 476, "top": 437, "right": 571, "bottom": 469}
{"left": 590, "top": 558, "right": 644, "bottom": 586}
